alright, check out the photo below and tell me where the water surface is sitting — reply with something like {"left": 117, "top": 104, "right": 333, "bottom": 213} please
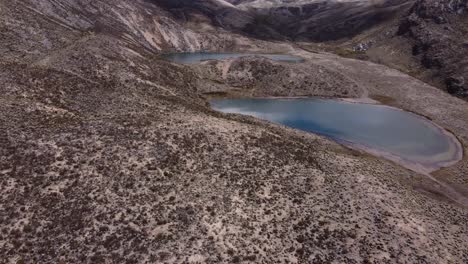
{"left": 162, "top": 52, "right": 304, "bottom": 64}
{"left": 211, "top": 98, "right": 461, "bottom": 171}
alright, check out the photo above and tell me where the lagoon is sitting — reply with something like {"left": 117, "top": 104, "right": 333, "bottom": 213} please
{"left": 211, "top": 98, "right": 462, "bottom": 171}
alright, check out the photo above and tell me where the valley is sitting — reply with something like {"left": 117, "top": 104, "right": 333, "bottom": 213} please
{"left": 0, "top": 0, "right": 467, "bottom": 263}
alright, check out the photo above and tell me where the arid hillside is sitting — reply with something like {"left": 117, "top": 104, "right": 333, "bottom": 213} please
{"left": 1, "top": 0, "right": 468, "bottom": 263}
{"left": 306, "top": 0, "right": 468, "bottom": 99}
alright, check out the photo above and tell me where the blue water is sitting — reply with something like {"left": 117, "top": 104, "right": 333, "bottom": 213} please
{"left": 161, "top": 52, "right": 304, "bottom": 64}
{"left": 211, "top": 98, "right": 457, "bottom": 165}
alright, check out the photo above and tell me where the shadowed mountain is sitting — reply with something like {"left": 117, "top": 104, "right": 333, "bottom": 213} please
{"left": 397, "top": 0, "right": 468, "bottom": 96}
{"left": 241, "top": 0, "right": 414, "bottom": 41}
{"left": 334, "top": 0, "right": 468, "bottom": 99}
{"left": 151, "top": 0, "right": 414, "bottom": 41}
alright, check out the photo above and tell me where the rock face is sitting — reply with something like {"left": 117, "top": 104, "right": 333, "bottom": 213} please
{"left": 398, "top": 0, "right": 468, "bottom": 96}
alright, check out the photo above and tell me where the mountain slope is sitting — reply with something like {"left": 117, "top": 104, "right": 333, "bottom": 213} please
{"left": 329, "top": 0, "right": 468, "bottom": 98}
{"left": 154, "top": 0, "right": 467, "bottom": 97}
{"left": 1, "top": 0, "right": 468, "bottom": 263}
{"left": 244, "top": 0, "right": 414, "bottom": 41}
{"left": 398, "top": 0, "right": 468, "bottom": 96}
{"left": 157, "top": 0, "right": 415, "bottom": 41}
{"left": 0, "top": 0, "right": 267, "bottom": 63}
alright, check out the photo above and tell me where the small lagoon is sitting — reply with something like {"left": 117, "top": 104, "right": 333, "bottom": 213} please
{"left": 211, "top": 98, "right": 462, "bottom": 172}
{"left": 162, "top": 52, "right": 304, "bottom": 64}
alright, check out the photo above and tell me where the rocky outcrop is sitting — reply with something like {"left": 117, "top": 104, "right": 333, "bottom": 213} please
{"left": 195, "top": 56, "right": 362, "bottom": 98}
{"left": 398, "top": 0, "right": 468, "bottom": 97}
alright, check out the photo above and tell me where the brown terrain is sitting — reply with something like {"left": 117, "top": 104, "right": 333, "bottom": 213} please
{"left": 0, "top": 0, "right": 467, "bottom": 263}
{"left": 300, "top": 0, "right": 468, "bottom": 99}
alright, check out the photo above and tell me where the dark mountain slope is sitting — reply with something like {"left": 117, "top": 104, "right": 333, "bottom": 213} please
{"left": 240, "top": 0, "right": 414, "bottom": 41}
{"left": 398, "top": 0, "right": 468, "bottom": 96}
{"left": 330, "top": 0, "right": 468, "bottom": 99}
{"left": 153, "top": 0, "right": 415, "bottom": 41}
{"left": 152, "top": 0, "right": 255, "bottom": 31}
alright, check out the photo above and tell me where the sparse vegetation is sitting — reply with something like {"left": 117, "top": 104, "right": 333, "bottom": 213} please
{"left": 1, "top": 0, "right": 467, "bottom": 263}
{"left": 334, "top": 48, "right": 369, "bottom": 60}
